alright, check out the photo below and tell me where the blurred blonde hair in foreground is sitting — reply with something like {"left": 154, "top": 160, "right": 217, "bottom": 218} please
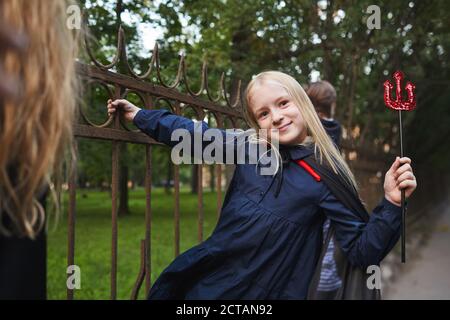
{"left": 0, "top": 0, "right": 79, "bottom": 238}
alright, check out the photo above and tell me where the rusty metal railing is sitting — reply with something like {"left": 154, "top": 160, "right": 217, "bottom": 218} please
{"left": 66, "top": 24, "right": 391, "bottom": 300}
{"left": 67, "top": 25, "right": 246, "bottom": 300}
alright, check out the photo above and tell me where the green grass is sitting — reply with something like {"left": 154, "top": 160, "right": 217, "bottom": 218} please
{"left": 47, "top": 187, "right": 220, "bottom": 300}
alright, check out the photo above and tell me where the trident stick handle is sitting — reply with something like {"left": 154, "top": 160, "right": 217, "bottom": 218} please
{"left": 399, "top": 110, "right": 406, "bottom": 263}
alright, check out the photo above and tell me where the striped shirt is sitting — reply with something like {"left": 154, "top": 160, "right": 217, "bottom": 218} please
{"left": 317, "top": 219, "right": 342, "bottom": 291}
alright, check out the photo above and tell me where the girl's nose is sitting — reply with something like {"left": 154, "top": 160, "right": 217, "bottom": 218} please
{"left": 272, "top": 110, "right": 284, "bottom": 125}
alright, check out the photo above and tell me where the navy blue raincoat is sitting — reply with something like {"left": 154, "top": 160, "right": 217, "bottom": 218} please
{"left": 133, "top": 109, "right": 401, "bottom": 299}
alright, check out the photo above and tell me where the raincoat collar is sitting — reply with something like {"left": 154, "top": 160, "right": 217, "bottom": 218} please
{"left": 279, "top": 143, "right": 315, "bottom": 162}
{"left": 272, "top": 142, "right": 316, "bottom": 198}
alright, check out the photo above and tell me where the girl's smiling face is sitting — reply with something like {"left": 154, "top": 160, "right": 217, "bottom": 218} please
{"left": 248, "top": 81, "right": 307, "bottom": 145}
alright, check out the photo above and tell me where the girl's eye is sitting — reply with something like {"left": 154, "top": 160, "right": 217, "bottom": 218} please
{"left": 280, "top": 100, "right": 289, "bottom": 107}
{"left": 259, "top": 111, "right": 269, "bottom": 118}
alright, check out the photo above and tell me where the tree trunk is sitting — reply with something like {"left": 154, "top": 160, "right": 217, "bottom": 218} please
{"left": 223, "top": 18, "right": 249, "bottom": 191}
{"left": 191, "top": 165, "right": 199, "bottom": 194}
{"left": 118, "top": 162, "right": 129, "bottom": 216}
{"left": 210, "top": 165, "right": 215, "bottom": 192}
{"left": 230, "top": 19, "right": 253, "bottom": 103}
{"left": 165, "top": 160, "right": 173, "bottom": 195}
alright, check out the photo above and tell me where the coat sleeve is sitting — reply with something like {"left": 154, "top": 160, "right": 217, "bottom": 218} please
{"left": 319, "top": 188, "right": 402, "bottom": 269}
{"left": 133, "top": 109, "right": 255, "bottom": 164}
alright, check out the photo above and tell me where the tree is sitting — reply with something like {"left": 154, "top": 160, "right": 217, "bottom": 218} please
{"left": 78, "top": 0, "right": 450, "bottom": 206}
{"left": 151, "top": 0, "right": 450, "bottom": 162}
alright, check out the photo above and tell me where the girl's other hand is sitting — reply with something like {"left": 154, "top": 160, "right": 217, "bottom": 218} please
{"left": 384, "top": 157, "right": 417, "bottom": 206}
{"left": 107, "top": 99, "right": 141, "bottom": 122}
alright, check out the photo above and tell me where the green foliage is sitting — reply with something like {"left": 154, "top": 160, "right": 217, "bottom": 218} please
{"left": 71, "top": 0, "right": 450, "bottom": 226}
{"left": 150, "top": 0, "right": 450, "bottom": 160}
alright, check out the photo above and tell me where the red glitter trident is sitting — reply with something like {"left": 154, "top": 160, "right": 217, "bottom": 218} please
{"left": 383, "top": 70, "right": 417, "bottom": 264}
{"left": 383, "top": 70, "right": 416, "bottom": 111}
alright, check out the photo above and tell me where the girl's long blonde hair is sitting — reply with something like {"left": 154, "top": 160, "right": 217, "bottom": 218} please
{"left": 0, "top": 0, "right": 79, "bottom": 238}
{"left": 245, "top": 71, "right": 358, "bottom": 191}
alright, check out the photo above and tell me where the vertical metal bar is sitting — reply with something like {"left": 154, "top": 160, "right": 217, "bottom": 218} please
{"left": 110, "top": 85, "right": 120, "bottom": 300}
{"left": 197, "top": 164, "right": 204, "bottom": 243}
{"left": 174, "top": 164, "right": 180, "bottom": 257}
{"left": 216, "top": 116, "right": 224, "bottom": 221}
{"left": 144, "top": 144, "right": 152, "bottom": 291}
{"left": 130, "top": 239, "right": 146, "bottom": 300}
{"left": 216, "top": 164, "right": 222, "bottom": 219}
{"left": 144, "top": 94, "right": 153, "bottom": 292}
{"left": 173, "top": 101, "right": 181, "bottom": 258}
{"left": 111, "top": 140, "right": 119, "bottom": 299}
{"left": 67, "top": 140, "right": 77, "bottom": 300}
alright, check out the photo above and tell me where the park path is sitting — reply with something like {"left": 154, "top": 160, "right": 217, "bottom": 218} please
{"left": 384, "top": 202, "right": 450, "bottom": 300}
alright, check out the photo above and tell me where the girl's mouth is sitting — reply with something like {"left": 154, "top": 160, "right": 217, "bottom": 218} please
{"left": 278, "top": 122, "right": 292, "bottom": 132}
